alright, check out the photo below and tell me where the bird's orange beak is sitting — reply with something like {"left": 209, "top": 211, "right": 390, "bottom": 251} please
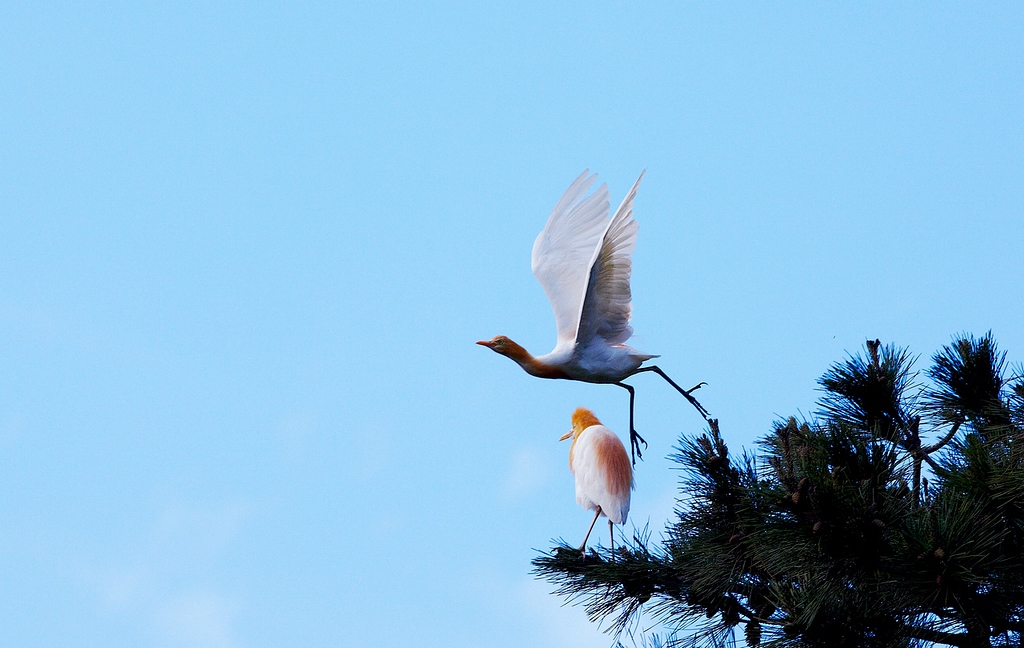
{"left": 476, "top": 339, "right": 495, "bottom": 348}
{"left": 559, "top": 430, "right": 573, "bottom": 442}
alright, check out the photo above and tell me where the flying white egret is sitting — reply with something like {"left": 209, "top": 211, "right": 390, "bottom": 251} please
{"left": 478, "top": 170, "right": 708, "bottom": 463}
{"left": 560, "top": 407, "right": 633, "bottom": 553}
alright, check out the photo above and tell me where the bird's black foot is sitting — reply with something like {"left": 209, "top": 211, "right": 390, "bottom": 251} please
{"left": 629, "top": 429, "right": 647, "bottom": 466}
{"left": 683, "top": 383, "right": 710, "bottom": 419}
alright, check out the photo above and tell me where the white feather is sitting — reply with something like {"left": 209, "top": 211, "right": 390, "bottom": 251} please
{"left": 531, "top": 170, "right": 610, "bottom": 352}
{"left": 577, "top": 170, "right": 644, "bottom": 349}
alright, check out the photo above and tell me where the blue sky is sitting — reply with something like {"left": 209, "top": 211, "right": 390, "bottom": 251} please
{"left": 2, "top": 3, "right": 1022, "bottom": 646}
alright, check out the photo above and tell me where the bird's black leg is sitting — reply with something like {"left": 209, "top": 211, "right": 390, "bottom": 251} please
{"left": 579, "top": 506, "right": 602, "bottom": 554}
{"left": 616, "top": 382, "right": 646, "bottom": 465}
{"left": 636, "top": 365, "right": 710, "bottom": 420}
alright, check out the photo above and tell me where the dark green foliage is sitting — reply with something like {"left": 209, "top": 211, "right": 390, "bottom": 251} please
{"left": 925, "top": 333, "right": 1009, "bottom": 429}
{"left": 819, "top": 340, "right": 915, "bottom": 441}
{"left": 533, "top": 334, "right": 1024, "bottom": 647}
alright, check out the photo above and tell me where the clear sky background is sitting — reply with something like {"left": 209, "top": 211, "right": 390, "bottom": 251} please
{"left": 2, "top": 3, "right": 1022, "bottom": 646}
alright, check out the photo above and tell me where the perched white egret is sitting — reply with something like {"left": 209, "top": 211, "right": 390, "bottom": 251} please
{"left": 560, "top": 407, "right": 633, "bottom": 553}
{"left": 478, "top": 170, "right": 708, "bottom": 463}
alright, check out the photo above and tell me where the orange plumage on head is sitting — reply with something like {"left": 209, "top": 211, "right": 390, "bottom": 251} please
{"left": 571, "top": 407, "right": 602, "bottom": 432}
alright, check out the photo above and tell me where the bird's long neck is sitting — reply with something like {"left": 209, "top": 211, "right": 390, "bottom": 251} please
{"left": 502, "top": 339, "right": 569, "bottom": 379}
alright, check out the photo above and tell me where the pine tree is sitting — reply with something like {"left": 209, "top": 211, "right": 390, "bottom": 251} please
{"left": 533, "top": 333, "right": 1024, "bottom": 648}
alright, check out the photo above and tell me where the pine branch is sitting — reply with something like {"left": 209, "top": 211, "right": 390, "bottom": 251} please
{"left": 531, "top": 535, "right": 684, "bottom": 634}
{"left": 923, "top": 420, "right": 964, "bottom": 454}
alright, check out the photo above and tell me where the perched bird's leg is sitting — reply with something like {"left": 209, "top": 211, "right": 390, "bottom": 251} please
{"left": 636, "top": 366, "right": 710, "bottom": 419}
{"left": 579, "top": 507, "right": 602, "bottom": 554}
{"left": 615, "top": 382, "right": 646, "bottom": 465}
{"left": 609, "top": 520, "right": 614, "bottom": 556}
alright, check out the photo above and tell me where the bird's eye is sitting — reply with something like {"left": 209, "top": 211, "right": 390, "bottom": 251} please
{"left": 494, "top": 338, "right": 505, "bottom": 347}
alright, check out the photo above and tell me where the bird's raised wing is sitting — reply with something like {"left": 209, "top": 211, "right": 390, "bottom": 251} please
{"left": 532, "top": 171, "right": 611, "bottom": 349}
{"left": 577, "top": 171, "right": 644, "bottom": 347}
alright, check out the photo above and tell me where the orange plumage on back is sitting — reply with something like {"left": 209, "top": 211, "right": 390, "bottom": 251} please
{"left": 596, "top": 433, "right": 633, "bottom": 499}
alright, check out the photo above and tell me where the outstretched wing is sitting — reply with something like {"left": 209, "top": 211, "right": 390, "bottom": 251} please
{"left": 577, "top": 170, "right": 644, "bottom": 347}
{"left": 531, "top": 171, "right": 610, "bottom": 350}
